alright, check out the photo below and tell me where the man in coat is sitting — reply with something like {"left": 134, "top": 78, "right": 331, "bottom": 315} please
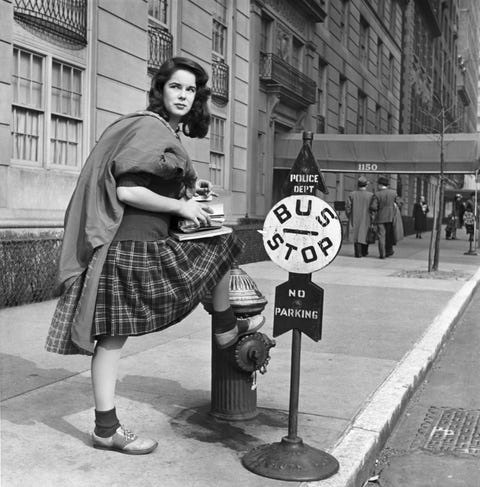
{"left": 346, "top": 176, "right": 374, "bottom": 257}
{"left": 371, "top": 175, "right": 399, "bottom": 259}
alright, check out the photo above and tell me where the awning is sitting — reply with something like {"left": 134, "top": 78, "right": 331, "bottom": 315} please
{"left": 274, "top": 133, "right": 480, "bottom": 174}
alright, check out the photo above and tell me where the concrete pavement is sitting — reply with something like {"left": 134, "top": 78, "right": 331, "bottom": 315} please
{"left": 1, "top": 231, "right": 480, "bottom": 487}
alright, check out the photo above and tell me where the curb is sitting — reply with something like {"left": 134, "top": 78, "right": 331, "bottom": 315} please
{"left": 301, "top": 266, "right": 480, "bottom": 487}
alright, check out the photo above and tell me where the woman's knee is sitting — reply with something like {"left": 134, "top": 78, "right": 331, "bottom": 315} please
{"left": 95, "top": 335, "right": 127, "bottom": 352}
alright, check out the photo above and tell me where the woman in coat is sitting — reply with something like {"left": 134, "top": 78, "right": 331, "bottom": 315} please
{"left": 45, "top": 57, "right": 264, "bottom": 455}
{"left": 412, "top": 196, "right": 428, "bottom": 238}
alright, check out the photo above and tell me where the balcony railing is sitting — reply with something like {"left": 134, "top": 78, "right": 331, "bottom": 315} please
{"left": 211, "top": 58, "right": 229, "bottom": 104}
{"left": 13, "top": 0, "right": 87, "bottom": 45}
{"left": 259, "top": 52, "right": 316, "bottom": 107}
{"left": 148, "top": 25, "right": 173, "bottom": 72}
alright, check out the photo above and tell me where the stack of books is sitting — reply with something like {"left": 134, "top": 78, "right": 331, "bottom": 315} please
{"left": 170, "top": 202, "right": 232, "bottom": 241}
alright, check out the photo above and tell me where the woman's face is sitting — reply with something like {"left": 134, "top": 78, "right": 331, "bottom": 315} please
{"left": 162, "top": 69, "right": 197, "bottom": 126}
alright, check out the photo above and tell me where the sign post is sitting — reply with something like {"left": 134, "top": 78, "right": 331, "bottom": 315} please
{"left": 242, "top": 132, "right": 340, "bottom": 481}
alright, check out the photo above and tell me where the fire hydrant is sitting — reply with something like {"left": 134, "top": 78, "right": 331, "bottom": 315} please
{"left": 203, "top": 262, "right": 275, "bottom": 420}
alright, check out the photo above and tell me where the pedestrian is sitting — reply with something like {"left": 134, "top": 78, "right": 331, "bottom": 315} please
{"left": 45, "top": 57, "right": 264, "bottom": 455}
{"left": 445, "top": 212, "right": 456, "bottom": 240}
{"left": 346, "top": 176, "right": 374, "bottom": 257}
{"left": 450, "top": 194, "right": 465, "bottom": 239}
{"left": 370, "top": 175, "right": 399, "bottom": 259}
{"left": 463, "top": 202, "right": 475, "bottom": 243}
{"left": 412, "top": 195, "right": 429, "bottom": 238}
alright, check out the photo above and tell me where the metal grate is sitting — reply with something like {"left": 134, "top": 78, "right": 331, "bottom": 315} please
{"left": 211, "top": 58, "right": 229, "bottom": 104}
{"left": 0, "top": 237, "right": 62, "bottom": 308}
{"left": 13, "top": 0, "right": 87, "bottom": 45}
{"left": 413, "top": 406, "right": 480, "bottom": 456}
{"left": 259, "top": 52, "right": 316, "bottom": 106}
{"left": 148, "top": 25, "right": 173, "bottom": 72}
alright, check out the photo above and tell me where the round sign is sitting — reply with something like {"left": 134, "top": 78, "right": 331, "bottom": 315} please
{"left": 262, "top": 195, "right": 342, "bottom": 274}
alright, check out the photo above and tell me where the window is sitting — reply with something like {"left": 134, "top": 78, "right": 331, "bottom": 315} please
{"left": 356, "top": 91, "right": 367, "bottom": 134}
{"left": 338, "top": 75, "right": 347, "bottom": 133}
{"left": 317, "top": 60, "right": 328, "bottom": 132}
{"left": 212, "top": 0, "right": 227, "bottom": 59}
{"left": 340, "top": 0, "right": 349, "bottom": 46}
{"left": 257, "top": 132, "right": 265, "bottom": 195}
{"left": 387, "top": 112, "right": 393, "bottom": 133}
{"left": 292, "top": 37, "right": 303, "bottom": 71}
{"left": 359, "top": 16, "right": 369, "bottom": 65}
{"left": 12, "top": 48, "right": 43, "bottom": 162}
{"left": 260, "top": 15, "right": 272, "bottom": 53}
{"left": 389, "top": 0, "right": 397, "bottom": 38}
{"left": 209, "top": 116, "right": 225, "bottom": 187}
{"left": 12, "top": 47, "right": 83, "bottom": 167}
{"left": 148, "top": 0, "right": 168, "bottom": 26}
{"left": 375, "top": 104, "right": 381, "bottom": 132}
{"left": 50, "top": 61, "right": 82, "bottom": 166}
{"left": 377, "top": 38, "right": 383, "bottom": 81}
{"left": 388, "top": 53, "right": 395, "bottom": 91}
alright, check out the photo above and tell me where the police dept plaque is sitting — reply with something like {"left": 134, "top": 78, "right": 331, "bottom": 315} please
{"left": 262, "top": 194, "right": 342, "bottom": 274}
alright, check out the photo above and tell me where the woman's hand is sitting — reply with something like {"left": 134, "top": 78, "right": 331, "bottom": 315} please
{"left": 178, "top": 198, "right": 214, "bottom": 227}
{"left": 195, "top": 179, "right": 217, "bottom": 199}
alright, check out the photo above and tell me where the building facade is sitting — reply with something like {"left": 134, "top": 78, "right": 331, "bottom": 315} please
{"left": 0, "top": 0, "right": 475, "bottom": 236}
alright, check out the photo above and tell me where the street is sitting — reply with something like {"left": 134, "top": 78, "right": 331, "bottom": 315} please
{"left": 367, "top": 285, "right": 480, "bottom": 487}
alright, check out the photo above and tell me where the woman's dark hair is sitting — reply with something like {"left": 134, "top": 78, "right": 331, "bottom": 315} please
{"left": 147, "top": 57, "right": 211, "bottom": 138}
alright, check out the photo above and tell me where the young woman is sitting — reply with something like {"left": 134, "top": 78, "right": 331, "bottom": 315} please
{"left": 46, "top": 57, "right": 264, "bottom": 455}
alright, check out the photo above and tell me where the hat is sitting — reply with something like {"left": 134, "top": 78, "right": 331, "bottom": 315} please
{"left": 357, "top": 176, "right": 368, "bottom": 187}
{"left": 377, "top": 176, "right": 389, "bottom": 186}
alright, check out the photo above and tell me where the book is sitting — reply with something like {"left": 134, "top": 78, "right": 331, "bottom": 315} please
{"left": 170, "top": 202, "right": 231, "bottom": 240}
{"left": 169, "top": 225, "right": 232, "bottom": 241}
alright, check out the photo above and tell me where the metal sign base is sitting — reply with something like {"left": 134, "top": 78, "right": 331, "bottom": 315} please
{"left": 242, "top": 435, "right": 339, "bottom": 482}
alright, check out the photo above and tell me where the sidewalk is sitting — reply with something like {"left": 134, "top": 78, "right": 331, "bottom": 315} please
{"left": 1, "top": 232, "right": 480, "bottom": 487}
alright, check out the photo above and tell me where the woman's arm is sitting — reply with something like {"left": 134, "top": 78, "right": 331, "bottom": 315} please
{"left": 117, "top": 186, "right": 213, "bottom": 226}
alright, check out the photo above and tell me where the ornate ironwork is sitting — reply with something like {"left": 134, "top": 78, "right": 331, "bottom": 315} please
{"left": 259, "top": 53, "right": 316, "bottom": 107}
{"left": 148, "top": 25, "right": 173, "bottom": 72}
{"left": 211, "top": 58, "right": 229, "bottom": 104}
{"left": 13, "top": 0, "right": 87, "bottom": 45}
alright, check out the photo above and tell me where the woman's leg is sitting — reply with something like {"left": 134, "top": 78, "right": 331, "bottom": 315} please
{"left": 211, "top": 271, "right": 231, "bottom": 312}
{"left": 91, "top": 335, "right": 158, "bottom": 454}
{"left": 91, "top": 335, "right": 127, "bottom": 412}
{"left": 211, "top": 269, "right": 265, "bottom": 349}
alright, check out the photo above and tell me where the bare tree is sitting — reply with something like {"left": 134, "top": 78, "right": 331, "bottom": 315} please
{"left": 420, "top": 95, "right": 462, "bottom": 272}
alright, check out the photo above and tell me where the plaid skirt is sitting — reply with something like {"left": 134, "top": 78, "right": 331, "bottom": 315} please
{"left": 46, "top": 232, "right": 244, "bottom": 355}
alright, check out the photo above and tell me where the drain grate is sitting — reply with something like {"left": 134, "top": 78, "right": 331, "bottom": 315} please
{"left": 412, "top": 406, "right": 480, "bottom": 456}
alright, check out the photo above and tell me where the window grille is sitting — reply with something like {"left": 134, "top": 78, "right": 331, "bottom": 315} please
{"left": 211, "top": 58, "right": 229, "bottom": 104}
{"left": 13, "top": 0, "right": 87, "bottom": 45}
{"left": 209, "top": 116, "right": 225, "bottom": 187}
{"left": 148, "top": 25, "right": 173, "bottom": 72}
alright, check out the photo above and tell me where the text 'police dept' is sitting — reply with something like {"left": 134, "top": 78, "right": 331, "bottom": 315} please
{"left": 290, "top": 173, "right": 318, "bottom": 193}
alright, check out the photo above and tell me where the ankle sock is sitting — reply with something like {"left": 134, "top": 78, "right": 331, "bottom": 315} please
{"left": 212, "top": 307, "right": 236, "bottom": 334}
{"left": 94, "top": 407, "right": 121, "bottom": 438}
